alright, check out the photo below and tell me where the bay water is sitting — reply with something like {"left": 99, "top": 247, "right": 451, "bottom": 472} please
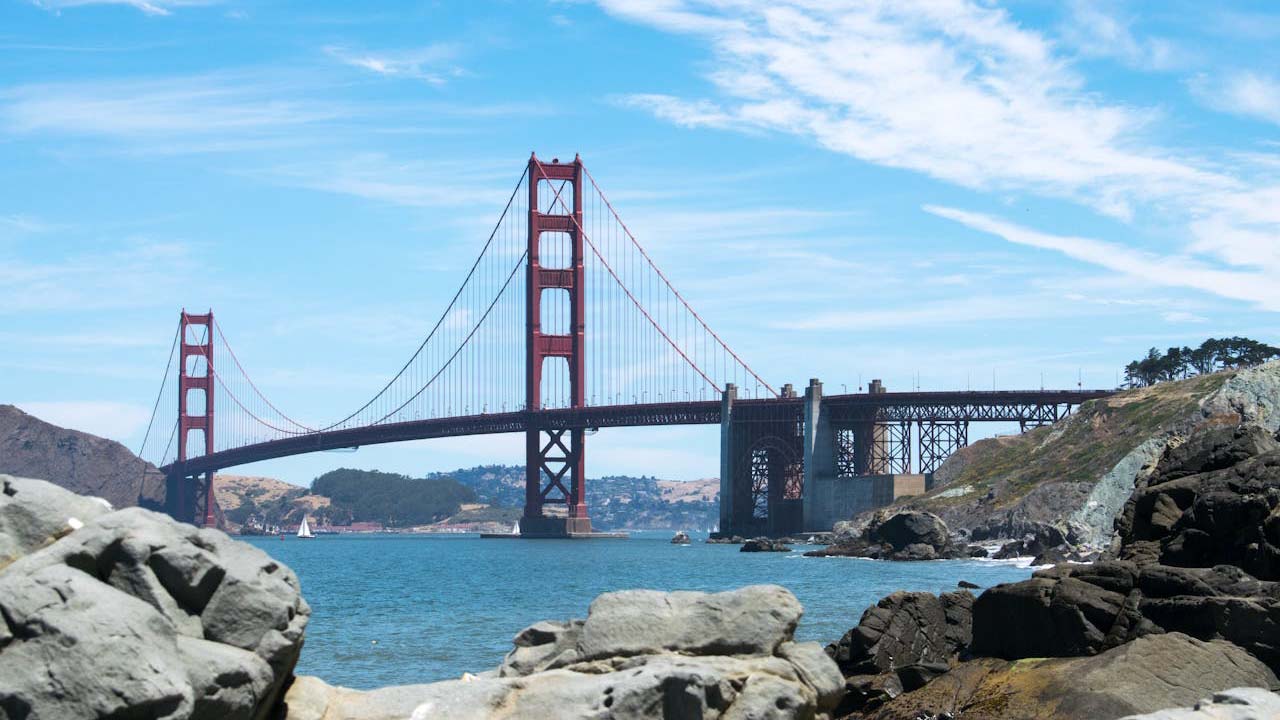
{"left": 245, "top": 531, "right": 1034, "bottom": 690}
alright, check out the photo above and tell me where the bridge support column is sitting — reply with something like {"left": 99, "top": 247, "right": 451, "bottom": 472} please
{"left": 718, "top": 383, "right": 737, "bottom": 534}
{"left": 802, "top": 378, "right": 831, "bottom": 533}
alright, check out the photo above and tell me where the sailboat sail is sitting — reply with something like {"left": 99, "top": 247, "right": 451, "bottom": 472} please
{"left": 297, "top": 516, "right": 315, "bottom": 539}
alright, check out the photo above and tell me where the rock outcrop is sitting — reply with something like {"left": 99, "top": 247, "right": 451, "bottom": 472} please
{"left": 806, "top": 510, "right": 965, "bottom": 560}
{"left": 285, "top": 585, "right": 843, "bottom": 720}
{"left": 0, "top": 474, "right": 309, "bottom": 719}
{"left": 969, "top": 424, "right": 1280, "bottom": 675}
{"left": 0, "top": 404, "right": 167, "bottom": 511}
{"left": 1114, "top": 424, "right": 1280, "bottom": 578}
{"left": 826, "top": 590, "right": 973, "bottom": 714}
{"left": 866, "top": 633, "right": 1277, "bottom": 720}
{"left": 740, "top": 536, "right": 792, "bottom": 552}
{"left": 833, "top": 421, "right": 1280, "bottom": 718}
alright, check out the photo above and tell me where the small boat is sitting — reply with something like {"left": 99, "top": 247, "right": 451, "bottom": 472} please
{"left": 509, "top": 520, "right": 520, "bottom": 535}
{"left": 296, "top": 516, "right": 316, "bottom": 539}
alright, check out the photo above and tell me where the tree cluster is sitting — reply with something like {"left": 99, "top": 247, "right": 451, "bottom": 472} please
{"left": 311, "top": 468, "right": 476, "bottom": 527}
{"left": 1124, "top": 337, "right": 1280, "bottom": 388}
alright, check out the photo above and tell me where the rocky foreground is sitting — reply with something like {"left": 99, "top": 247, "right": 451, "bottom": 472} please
{"left": 826, "top": 422, "right": 1280, "bottom": 719}
{"left": 4, "top": 418, "right": 1280, "bottom": 718}
{"left": 0, "top": 475, "right": 309, "bottom": 719}
{"left": 287, "top": 585, "right": 841, "bottom": 719}
{"left": 0, "top": 473, "right": 841, "bottom": 719}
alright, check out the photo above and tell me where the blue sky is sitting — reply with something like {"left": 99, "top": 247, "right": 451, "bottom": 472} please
{"left": 3, "top": 0, "right": 1279, "bottom": 486}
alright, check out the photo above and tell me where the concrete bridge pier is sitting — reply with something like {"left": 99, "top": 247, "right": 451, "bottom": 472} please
{"left": 718, "top": 383, "right": 737, "bottom": 533}
{"left": 717, "top": 377, "right": 936, "bottom": 538}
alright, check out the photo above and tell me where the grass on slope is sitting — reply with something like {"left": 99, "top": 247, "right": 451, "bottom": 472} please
{"left": 916, "top": 371, "right": 1232, "bottom": 510}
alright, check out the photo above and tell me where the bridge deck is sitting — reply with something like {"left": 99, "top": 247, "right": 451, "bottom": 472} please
{"left": 161, "top": 389, "right": 1114, "bottom": 477}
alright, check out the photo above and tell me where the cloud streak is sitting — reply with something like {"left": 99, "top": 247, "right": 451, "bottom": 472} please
{"left": 323, "top": 45, "right": 463, "bottom": 85}
{"left": 0, "top": 74, "right": 343, "bottom": 153}
{"left": 600, "top": 0, "right": 1280, "bottom": 317}
{"left": 30, "top": 0, "right": 214, "bottom": 16}
{"left": 601, "top": 0, "right": 1235, "bottom": 221}
{"left": 924, "top": 205, "right": 1280, "bottom": 312}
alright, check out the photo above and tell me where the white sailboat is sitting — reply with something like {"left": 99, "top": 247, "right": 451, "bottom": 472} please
{"left": 296, "top": 516, "right": 315, "bottom": 539}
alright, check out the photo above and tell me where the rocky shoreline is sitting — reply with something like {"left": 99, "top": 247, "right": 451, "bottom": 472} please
{"left": 3, "top": 393, "right": 1280, "bottom": 717}
{"left": 822, "top": 421, "right": 1280, "bottom": 719}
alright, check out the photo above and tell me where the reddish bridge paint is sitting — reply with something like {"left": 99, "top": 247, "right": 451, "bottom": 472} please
{"left": 141, "top": 155, "right": 1114, "bottom": 535}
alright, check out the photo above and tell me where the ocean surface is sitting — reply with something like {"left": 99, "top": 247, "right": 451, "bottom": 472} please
{"left": 244, "top": 531, "right": 1035, "bottom": 689}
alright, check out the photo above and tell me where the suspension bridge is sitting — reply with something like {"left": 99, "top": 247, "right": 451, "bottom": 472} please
{"left": 139, "top": 154, "right": 1112, "bottom": 538}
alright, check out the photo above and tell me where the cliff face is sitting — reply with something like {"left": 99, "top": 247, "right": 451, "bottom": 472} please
{"left": 0, "top": 404, "right": 165, "bottom": 511}
{"left": 898, "top": 361, "right": 1280, "bottom": 546}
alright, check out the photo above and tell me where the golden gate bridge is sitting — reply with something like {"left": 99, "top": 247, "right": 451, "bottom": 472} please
{"left": 138, "top": 154, "right": 1111, "bottom": 537}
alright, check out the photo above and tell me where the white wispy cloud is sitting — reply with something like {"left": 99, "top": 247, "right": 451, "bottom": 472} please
{"left": 600, "top": 0, "right": 1280, "bottom": 317}
{"left": 323, "top": 44, "right": 463, "bottom": 85}
{"left": 1191, "top": 71, "right": 1280, "bottom": 126}
{"left": 1059, "top": 0, "right": 1181, "bottom": 70}
{"left": 1, "top": 214, "right": 58, "bottom": 234}
{"left": 0, "top": 239, "right": 196, "bottom": 313}
{"left": 601, "top": 0, "right": 1233, "bottom": 221}
{"left": 0, "top": 74, "right": 342, "bottom": 152}
{"left": 924, "top": 205, "right": 1280, "bottom": 312}
{"left": 786, "top": 292, "right": 1111, "bottom": 332}
{"left": 30, "top": 0, "right": 215, "bottom": 16}
{"left": 1162, "top": 311, "right": 1208, "bottom": 324}
{"left": 253, "top": 153, "right": 520, "bottom": 209}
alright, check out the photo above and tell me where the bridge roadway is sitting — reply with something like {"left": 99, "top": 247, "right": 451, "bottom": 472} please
{"left": 161, "top": 388, "right": 1113, "bottom": 478}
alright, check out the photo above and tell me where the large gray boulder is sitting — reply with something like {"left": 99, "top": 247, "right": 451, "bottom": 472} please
{"left": 1119, "top": 687, "right": 1280, "bottom": 720}
{"left": 285, "top": 585, "right": 842, "bottom": 720}
{"left": 577, "top": 585, "right": 802, "bottom": 660}
{"left": 0, "top": 475, "right": 309, "bottom": 720}
{"left": 0, "top": 473, "right": 112, "bottom": 568}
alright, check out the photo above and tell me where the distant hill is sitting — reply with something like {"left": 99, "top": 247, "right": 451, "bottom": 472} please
{"left": 311, "top": 468, "right": 475, "bottom": 527}
{"left": 432, "top": 465, "right": 719, "bottom": 531}
{"left": 214, "top": 474, "right": 322, "bottom": 533}
{"left": 0, "top": 404, "right": 165, "bottom": 510}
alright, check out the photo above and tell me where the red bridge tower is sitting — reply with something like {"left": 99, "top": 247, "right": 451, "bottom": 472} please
{"left": 523, "top": 154, "right": 592, "bottom": 537}
{"left": 165, "top": 310, "right": 217, "bottom": 527}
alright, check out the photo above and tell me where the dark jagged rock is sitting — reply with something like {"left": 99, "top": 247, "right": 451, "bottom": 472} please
{"left": 966, "top": 545, "right": 988, "bottom": 558}
{"left": 958, "top": 580, "right": 980, "bottom": 589}
{"left": 828, "top": 590, "right": 974, "bottom": 677}
{"left": 740, "top": 536, "right": 791, "bottom": 552}
{"left": 806, "top": 510, "right": 966, "bottom": 560}
{"left": 971, "top": 570, "right": 1157, "bottom": 658}
{"left": 826, "top": 590, "right": 973, "bottom": 716}
{"left": 870, "top": 511, "right": 948, "bottom": 550}
{"left": 971, "top": 559, "right": 1280, "bottom": 674}
{"left": 829, "top": 422, "right": 1280, "bottom": 716}
{"left": 1113, "top": 425, "right": 1280, "bottom": 580}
